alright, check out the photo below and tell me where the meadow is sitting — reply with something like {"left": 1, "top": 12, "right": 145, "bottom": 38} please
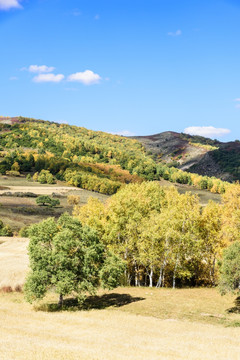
{"left": 1, "top": 235, "right": 240, "bottom": 360}
{"left": 0, "top": 288, "right": 240, "bottom": 360}
{"left": 0, "top": 175, "right": 108, "bottom": 232}
{"left": 0, "top": 175, "right": 239, "bottom": 360}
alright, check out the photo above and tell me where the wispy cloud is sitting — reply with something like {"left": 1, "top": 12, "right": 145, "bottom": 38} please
{"left": 68, "top": 70, "right": 101, "bottom": 85}
{"left": 0, "top": 0, "right": 22, "bottom": 10}
{"left": 72, "top": 8, "right": 81, "bottom": 16}
{"left": 33, "top": 73, "right": 64, "bottom": 83}
{"left": 184, "top": 126, "right": 231, "bottom": 138}
{"left": 9, "top": 76, "right": 18, "bottom": 80}
{"left": 94, "top": 14, "right": 100, "bottom": 20}
{"left": 234, "top": 98, "right": 240, "bottom": 108}
{"left": 27, "top": 65, "right": 55, "bottom": 73}
{"left": 168, "top": 29, "right": 182, "bottom": 36}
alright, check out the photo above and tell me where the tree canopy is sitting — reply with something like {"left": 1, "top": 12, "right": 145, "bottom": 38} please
{"left": 75, "top": 182, "right": 239, "bottom": 288}
{"left": 219, "top": 241, "right": 240, "bottom": 295}
{"left": 24, "top": 213, "right": 124, "bottom": 305}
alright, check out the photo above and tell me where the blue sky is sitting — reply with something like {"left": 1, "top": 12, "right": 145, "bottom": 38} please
{"left": 1, "top": 0, "right": 240, "bottom": 141}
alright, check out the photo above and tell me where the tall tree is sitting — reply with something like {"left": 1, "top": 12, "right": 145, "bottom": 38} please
{"left": 219, "top": 241, "right": 240, "bottom": 294}
{"left": 198, "top": 201, "right": 224, "bottom": 286}
{"left": 24, "top": 213, "right": 124, "bottom": 305}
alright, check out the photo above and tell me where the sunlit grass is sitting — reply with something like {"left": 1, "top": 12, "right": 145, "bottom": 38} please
{"left": 0, "top": 288, "right": 240, "bottom": 360}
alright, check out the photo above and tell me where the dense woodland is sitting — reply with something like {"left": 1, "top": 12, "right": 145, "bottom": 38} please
{"left": 74, "top": 182, "right": 240, "bottom": 289}
{"left": 0, "top": 118, "right": 233, "bottom": 194}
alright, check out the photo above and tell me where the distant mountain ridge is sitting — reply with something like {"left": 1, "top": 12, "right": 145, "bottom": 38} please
{"left": 131, "top": 131, "right": 240, "bottom": 181}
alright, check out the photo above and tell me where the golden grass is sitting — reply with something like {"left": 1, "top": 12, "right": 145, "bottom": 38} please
{"left": 0, "top": 185, "right": 79, "bottom": 196}
{"left": 0, "top": 237, "right": 29, "bottom": 288}
{"left": 102, "top": 287, "right": 240, "bottom": 327}
{"left": 0, "top": 292, "right": 240, "bottom": 360}
{"left": 1, "top": 235, "right": 240, "bottom": 359}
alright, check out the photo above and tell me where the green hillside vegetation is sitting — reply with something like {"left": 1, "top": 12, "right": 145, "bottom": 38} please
{"left": 211, "top": 146, "right": 240, "bottom": 179}
{"left": 0, "top": 117, "right": 235, "bottom": 195}
{"left": 180, "top": 132, "right": 220, "bottom": 147}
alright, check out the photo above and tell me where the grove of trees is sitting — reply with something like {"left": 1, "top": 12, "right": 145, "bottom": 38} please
{"left": 74, "top": 182, "right": 240, "bottom": 288}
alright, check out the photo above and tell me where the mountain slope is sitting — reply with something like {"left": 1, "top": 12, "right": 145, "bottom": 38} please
{"left": 132, "top": 131, "right": 239, "bottom": 182}
{"left": 0, "top": 117, "right": 235, "bottom": 195}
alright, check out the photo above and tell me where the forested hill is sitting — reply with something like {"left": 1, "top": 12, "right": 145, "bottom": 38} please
{"left": 0, "top": 117, "right": 235, "bottom": 195}
{"left": 0, "top": 116, "right": 155, "bottom": 194}
{"left": 132, "top": 131, "right": 240, "bottom": 182}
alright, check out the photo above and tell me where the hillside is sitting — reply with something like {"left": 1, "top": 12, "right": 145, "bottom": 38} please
{"left": 0, "top": 116, "right": 235, "bottom": 196}
{"left": 132, "top": 131, "right": 240, "bottom": 181}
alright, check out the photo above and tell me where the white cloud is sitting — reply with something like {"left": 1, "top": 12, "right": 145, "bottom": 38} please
{"left": 184, "top": 126, "right": 231, "bottom": 138}
{"left": 28, "top": 65, "right": 55, "bottom": 73}
{"left": 234, "top": 98, "right": 240, "bottom": 108}
{"left": 68, "top": 70, "right": 101, "bottom": 85}
{"left": 33, "top": 73, "right": 64, "bottom": 83}
{"left": 72, "top": 8, "right": 81, "bottom": 16}
{"left": 0, "top": 0, "right": 21, "bottom": 10}
{"left": 168, "top": 29, "right": 182, "bottom": 36}
{"left": 9, "top": 76, "right": 18, "bottom": 80}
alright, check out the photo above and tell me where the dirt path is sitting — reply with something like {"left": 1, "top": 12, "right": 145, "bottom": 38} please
{"left": 0, "top": 185, "right": 80, "bottom": 196}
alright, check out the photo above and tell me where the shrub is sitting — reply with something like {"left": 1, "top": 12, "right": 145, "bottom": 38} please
{"left": 1, "top": 286, "right": 13, "bottom": 293}
{"left": 19, "top": 226, "right": 30, "bottom": 237}
{"left": 0, "top": 224, "right": 13, "bottom": 236}
{"left": 15, "top": 285, "right": 22, "bottom": 292}
{"left": 67, "top": 195, "right": 80, "bottom": 206}
{"left": 6, "top": 170, "right": 21, "bottom": 177}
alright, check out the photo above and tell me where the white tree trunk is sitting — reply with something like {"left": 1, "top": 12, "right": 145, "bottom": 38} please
{"left": 149, "top": 266, "right": 153, "bottom": 287}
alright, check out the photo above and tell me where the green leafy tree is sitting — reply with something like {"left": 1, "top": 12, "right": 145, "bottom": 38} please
{"left": 38, "top": 170, "right": 55, "bottom": 184}
{"left": 24, "top": 213, "right": 124, "bottom": 305}
{"left": 219, "top": 241, "right": 240, "bottom": 294}
{"left": 36, "top": 195, "right": 60, "bottom": 207}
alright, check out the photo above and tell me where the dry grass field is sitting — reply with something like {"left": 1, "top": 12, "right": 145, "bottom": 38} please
{"left": 0, "top": 176, "right": 109, "bottom": 231}
{"left": 0, "top": 291, "right": 240, "bottom": 360}
{"left": 0, "top": 177, "right": 238, "bottom": 360}
{"left": 1, "top": 236, "right": 240, "bottom": 360}
{"left": 158, "top": 179, "right": 221, "bottom": 205}
{"left": 0, "top": 237, "right": 29, "bottom": 288}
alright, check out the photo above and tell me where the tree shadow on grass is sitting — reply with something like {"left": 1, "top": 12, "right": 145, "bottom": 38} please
{"left": 226, "top": 296, "right": 240, "bottom": 314}
{"left": 35, "top": 293, "right": 145, "bottom": 312}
